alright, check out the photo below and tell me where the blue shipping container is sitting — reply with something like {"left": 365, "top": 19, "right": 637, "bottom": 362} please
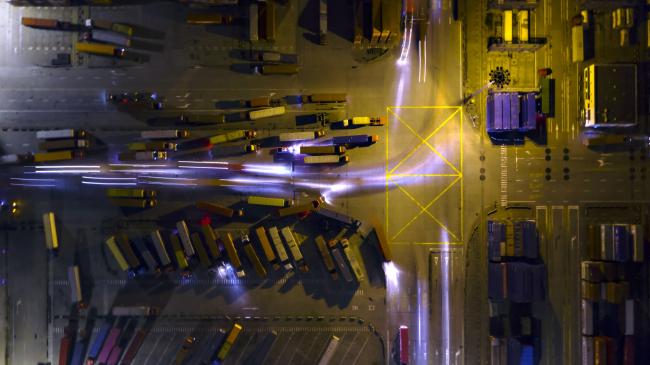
{"left": 87, "top": 321, "right": 112, "bottom": 360}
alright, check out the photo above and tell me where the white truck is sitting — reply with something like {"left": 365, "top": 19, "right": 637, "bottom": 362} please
{"left": 36, "top": 129, "right": 86, "bottom": 140}
{"left": 279, "top": 130, "right": 325, "bottom": 142}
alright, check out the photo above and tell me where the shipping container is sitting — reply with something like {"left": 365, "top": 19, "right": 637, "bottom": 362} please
{"left": 582, "top": 299, "right": 594, "bottom": 335}
{"left": 68, "top": 265, "right": 83, "bottom": 307}
{"left": 106, "top": 188, "right": 156, "bottom": 199}
{"left": 304, "top": 154, "right": 349, "bottom": 165}
{"left": 169, "top": 233, "right": 190, "bottom": 272}
{"left": 34, "top": 150, "right": 78, "bottom": 163}
{"left": 110, "top": 198, "right": 156, "bottom": 209}
{"left": 340, "top": 238, "right": 364, "bottom": 282}
{"left": 315, "top": 207, "right": 361, "bottom": 228}
{"left": 277, "top": 197, "right": 325, "bottom": 217}
{"left": 96, "top": 327, "right": 121, "bottom": 364}
{"left": 216, "top": 323, "right": 243, "bottom": 361}
{"left": 200, "top": 224, "right": 221, "bottom": 260}
{"left": 317, "top": 335, "right": 340, "bottom": 365}
{"left": 625, "top": 299, "right": 634, "bottom": 335}
{"left": 37, "top": 129, "right": 86, "bottom": 140}
{"left": 582, "top": 336, "right": 594, "bottom": 365}
{"left": 120, "top": 328, "right": 147, "bottom": 365}
{"left": 306, "top": 94, "right": 347, "bottom": 103}
{"left": 140, "top": 130, "right": 189, "bottom": 139}
{"left": 127, "top": 141, "right": 177, "bottom": 151}
{"left": 254, "top": 64, "right": 300, "bottom": 75}
{"left": 600, "top": 224, "right": 614, "bottom": 261}
{"left": 116, "top": 232, "right": 141, "bottom": 269}
{"left": 87, "top": 321, "right": 113, "bottom": 363}
{"left": 630, "top": 224, "right": 644, "bottom": 262}
{"left": 594, "top": 337, "right": 606, "bottom": 365}
{"left": 39, "top": 138, "right": 89, "bottom": 151}
{"left": 186, "top": 12, "right": 234, "bottom": 24}
{"left": 87, "top": 29, "right": 131, "bottom": 47}
{"left": 248, "top": 106, "right": 285, "bottom": 120}
{"left": 299, "top": 145, "right": 346, "bottom": 155}
{"left": 503, "top": 10, "right": 513, "bottom": 42}
{"left": 254, "top": 226, "right": 280, "bottom": 270}
{"left": 613, "top": 224, "right": 630, "bottom": 262}
{"left": 249, "top": 3, "right": 258, "bottom": 41}
{"left": 75, "top": 42, "right": 125, "bottom": 57}
{"left": 331, "top": 248, "right": 353, "bottom": 282}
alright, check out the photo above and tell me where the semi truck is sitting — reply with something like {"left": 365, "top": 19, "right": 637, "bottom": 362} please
{"left": 110, "top": 197, "right": 157, "bottom": 209}
{"left": 315, "top": 207, "right": 361, "bottom": 228}
{"left": 304, "top": 93, "right": 347, "bottom": 103}
{"left": 268, "top": 226, "right": 294, "bottom": 271}
{"left": 340, "top": 238, "right": 365, "bottom": 282}
{"left": 191, "top": 232, "right": 212, "bottom": 268}
{"left": 118, "top": 150, "right": 167, "bottom": 161}
{"left": 210, "top": 143, "right": 257, "bottom": 157}
{"left": 84, "top": 19, "right": 133, "bottom": 36}
{"left": 332, "top": 134, "right": 379, "bottom": 147}
{"left": 43, "top": 212, "right": 59, "bottom": 252}
{"left": 331, "top": 247, "right": 353, "bottom": 282}
{"left": 68, "top": 265, "right": 84, "bottom": 307}
{"left": 332, "top": 116, "right": 385, "bottom": 128}
{"left": 107, "top": 188, "right": 156, "bottom": 199}
{"left": 150, "top": 230, "right": 173, "bottom": 271}
{"left": 280, "top": 227, "right": 309, "bottom": 272}
{"left": 119, "top": 328, "right": 148, "bottom": 365}
{"left": 242, "top": 235, "right": 267, "bottom": 278}
{"left": 176, "top": 220, "right": 196, "bottom": 260}
{"left": 106, "top": 236, "right": 130, "bottom": 271}
{"left": 75, "top": 42, "right": 126, "bottom": 57}
{"left": 216, "top": 323, "right": 243, "bottom": 361}
{"left": 186, "top": 12, "right": 234, "bottom": 24}
{"left": 248, "top": 195, "right": 292, "bottom": 207}
{"left": 87, "top": 321, "right": 113, "bottom": 364}
{"left": 36, "top": 129, "right": 86, "bottom": 140}
{"left": 299, "top": 145, "right": 346, "bottom": 155}
{"left": 21, "top": 17, "right": 76, "bottom": 31}
{"left": 201, "top": 224, "right": 222, "bottom": 260}
{"left": 208, "top": 130, "right": 257, "bottom": 145}
{"left": 279, "top": 130, "right": 326, "bottom": 142}
{"left": 253, "top": 64, "right": 300, "bottom": 75}
{"left": 127, "top": 141, "right": 177, "bottom": 151}
{"left": 85, "top": 29, "right": 131, "bottom": 47}
{"left": 39, "top": 138, "right": 90, "bottom": 151}
{"left": 254, "top": 226, "right": 280, "bottom": 270}
{"left": 315, "top": 235, "right": 338, "bottom": 279}
{"left": 196, "top": 201, "right": 244, "bottom": 218}
{"left": 223, "top": 233, "right": 245, "bottom": 278}
{"left": 140, "top": 130, "right": 190, "bottom": 139}
{"left": 278, "top": 196, "right": 325, "bottom": 217}
{"left": 134, "top": 239, "right": 161, "bottom": 275}
{"left": 249, "top": 106, "right": 285, "bottom": 120}
{"left": 112, "top": 306, "right": 159, "bottom": 316}
{"left": 116, "top": 233, "right": 141, "bottom": 270}
{"left": 169, "top": 233, "right": 191, "bottom": 276}
{"left": 296, "top": 113, "right": 328, "bottom": 126}
{"left": 33, "top": 150, "right": 82, "bottom": 163}
{"left": 304, "top": 155, "right": 349, "bottom": 165}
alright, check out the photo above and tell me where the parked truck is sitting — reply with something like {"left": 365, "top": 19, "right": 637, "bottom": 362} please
{"left": 112, "top": 306, "right": 159, "bottom": 316}
{"left": 331, "top": 247, "right": 353, "bottom": 282}
{"left": 107, "top": 188, "right": 156, "bottom": 199}
{"left": 22, "top": 17, "right": 76, "bottom": 31}
{"left": 186, "top": 12, "right": 234, "bottom": 24}
{"left": 43, "top": 212, "right": 59, "bottom": 252}
{"left": 68, "top": 265, "right": 84, "bottom": 307}
{"left": 223, "top": 233, "right": 245, "bottom": 278}
{"left": 253, "top": 64, "right": 300, "bottom": 75}
{"left": 140, "top": 130, "right": 190, "bottom": 139}
{"left": 279, "top": 130, "right": 326, "bottom": 142}
{"left": 118, "top": 151, "right": 167, "bottom": 161}
{"left": 216, "top": 323, "right": 243, "bottom": 361}
{"left": 340, "top": 238, "right": 364, "bottom": 282}
{"left": 75, "top": 42, "right": 126, "bottom": 58}
{"left": 254, "top": 226, "right": 280, "bottom": 270}
{"left": 268, "top": 226, "right": 293, "bottom": 271}
{"left": 281, "top": 227, "right": 309, "bottom": 272}
{"left": 36, "top": 129, "right": 86, "bottom": 140}
{"left": 34, "top": 150, "right": 82, "bottom": 163}
{"left": 248, "top": 195, "right": 292, "bottom": 207}
{"left": 127, "top": 141, "right": 177, "bottom": 151}
{"left": 85, "top": 29, "right": 131, "bottom": 47}
{"left": 332, "top": 116, "right": 385, "bottom": 128}
{"left": 196, "top": 201, "right": 243, "bottom": 218}
{"left": 39, "top": 138, "right": 90, "bottom": 151}
{"left": 332, "top": 134, "right": 379, "bottom": 147}
{"left": 84, "top": 18, "right": 133, "bottom": 36}
{"left": 315, "top": 235, "right": 338, "bottom": 279}
{"left": 319, "top": 0, "right": 328, "bottom": 44}
{"left": 110, "top": 198, "right": 157, "bottom": 209}
{"left": 296, "top": 113, "right": 328, "bottom": 126}
{"left": 210, "top": 143, "right": 257, "bottom": 157}
{"left": 299, "top": 145, "right": 346, "bottom": 155}
{"left": 242, "top": 235, "right": 267, "bottom": 278}
{"left": 249, "top": 106, "right": 285, "bottom": 120}
{"left": 191, "top": 232, "right": 212, "bottom": 268}
{"left": 150, "top": 230, "right": 173, "bottom": 271}
{"left": 304, "top": 155, "right": 349, "bottom": 165}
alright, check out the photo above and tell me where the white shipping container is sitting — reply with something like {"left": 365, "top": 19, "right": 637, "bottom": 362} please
{"left": 280, "top": 226, "right": 303, "bottom": 262}
{"left": 176, "top": 221, "right": 195, "bottom": 258}
{"left": 304, "top": 155, "right": 348, "bottom": 164}
{"left": 279, "top": 130, "right": 323, "bottom": 142}
{"left": 268, "top": 227, "right": 293, "bottom": 270}
{"left": 581, "top": 299, "right": 594, "bottom": 335}
{"left": 625, "top": 299, "right": 634, "bottom": 335}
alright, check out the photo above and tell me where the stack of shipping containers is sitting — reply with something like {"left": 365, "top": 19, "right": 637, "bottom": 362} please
{"left": 581, "top": 223, "right": 644, "bottom": 365}
{"left": 487, "top": 219, "right": 546, "bottom": 365}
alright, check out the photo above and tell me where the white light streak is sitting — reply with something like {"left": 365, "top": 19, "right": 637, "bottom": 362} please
{"left": 82, "top": 176, "right": 136, "bottom": 180}
{"left": 10, "top": 177, "right": 56, "bottom": 182}
{"left": 10, "top": 183, "right": 56, "bottom": 187}
{"left": 35, "top": 165, "right": 101, "bottom": 169}
{"left": 177, "top": 160, "right": 228, "bottom": 165}
{"left": 178, "top": 165, "right": 228, "bottom": 170}
{"left": 82, "top": 181, "right": 137, "bottom": 186}
{"left": 33, "top": 170, "right": 101, "bottom": 174}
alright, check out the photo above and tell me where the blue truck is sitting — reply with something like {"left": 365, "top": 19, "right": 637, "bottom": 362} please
{"left": 331, "top": 134, "right": 378, "bottom": 147}
{"left": 86, "top": 320, "right": 112, "bottom": 364}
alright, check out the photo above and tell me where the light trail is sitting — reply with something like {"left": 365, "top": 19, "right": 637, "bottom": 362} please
{"left": 82, "top": 181, "right": 137, "bottom": 186}
{"left": 81, "top": 176, "right": 136, "bottom": 180}
{"left": 34, "top": 165, "right": 101, "bottom": 169}
{"left": 10, "top": 177, "right": 56, "bottom": 182}
{"left": 441, "top": 245, "right": 451, "bottom": 365}
{"left": 32, "top": 170, "right": 101, "bottom": 174}
{"left": 178, "top": 165, "right": 228, "bottom": 170}
{"left": 10, "top": 183, "right": 56, "bottom": 188}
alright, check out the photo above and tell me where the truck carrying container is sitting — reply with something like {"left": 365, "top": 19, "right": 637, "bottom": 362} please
{"left": 110, "top": 198, "right": 156, "bottom": 209}
{"left": 216, "top": 323, "right": 243, "bottom": 361}
{"left": 186, "top": 12, "right": 234, "bottom": 24}
{"left": 248, "top": 106, "right": 285, "bottom": 120}
{"left": 150, "top": 230, "right": 172, "bottom": 269}
{"left": 196, "top": 201, "right": 243, "bottom": 218}
{"left": 299, "top": 145, "right": 346, "bottom": 155}
{"left": 315, "top": 206, "right": 361, "bottom": 228}
{"left": 340, "top": 238, "right": 364, "bottom": 281}
{"left": 249, "top": 3, "right": 258, "bottom": 41}
{"left": 119, "top": 328, "right": 147, "bottom": 365}
{"left": 140, "top": 130, "right": 190, "bottom": 140}
{"left": 127, "top": 141, "right": 177, "bottom": 151}
{"left": 87, "top": 321, "right": 113, "bottom": 363}
{"left": 86, "top": 29, "right": 131, "bottom": 47}
{"left": 248, "top": 195, "right": 292, "bottom": 207}
{"left": 43, "top": 212, "right": 59, "bottom": 252}
{"left": 331, "top": 247, "right": 353, "bottom": 282}
{"left": 169, "top": 233, "right": 190, "bottom": 274}
{"left": 630, "top": 224, "right": 644, "bottom": 262}
{"left": 280, "top": 227, "right": 308, "bottom": 272}
{"left": 96, "top": 326, "right": 121, "bottom": 364}
{"left": 176, "top": 220, "right": 195, "bottom": 259}
{"left": 304, "top": 154, "right": 349, "bottom": 164}
{"left": 36, "top": 129, "right": 85, "bottom": 140}
{"left": 613, "top": 224, "right": 630, "bottom": 262}
{"left": 107, "top": 188, "right": 156, "bottom": 199}
{"left": 488, "top": 262, "right": 507, "bottom": 300}
{"left": 277, "top": 196, "right": 325, "bottom": 217}
{"left": 223, "top": 233, "right": 245, "bottom": 278}
{"left": 106, "top": 236, "right": 130, "bottom": 271}
{"left": 112, "top": 306, "right": 159, "bottom": 316}
{"left": 305, "top": 93, "right": 347, "bottom": 103}
{"left": 68, "top": 265, "right": 83, "bottom": 307}
{"left": 191, "top": 232, "right": 212, "bottom": 268}
{"left": 118, "top": 150, "right": 167, "bottom": 162}
{"left": 333, "top": 116, "right": 385, "bottom": 128}
{"left": 207, "top": 130, "right": 257, "bottom": 145}
{"left": 296, "top": 113, "right": 328, "bottom": 126}
{"left": 116, "top": 233, "right": 141, "bottom": 270}
{"left": 200, "top": 224, "right": 221, "bottom": 260}
{"left": 315, "top": 235, "right": 338, "bottom": 279}
{"left": 0, "top": 153, "right": 31, "bottom": 165}
{"left": 85, "top": 19, "right": 133, "bottom": 36}
{"left": 210, "top": 143, "right": 257, "bottom": 157}
{"left": 279, "top": 130, "right": 325, "bottom": 142}
{"left": 22, "top": 17, "right": 64, "bottom": 30}
{"left": 34, "top": 150, "right": 81, "bottom": 163}
{"left": 254, "top": 226, "right": 280, "bottom": 270}
{"left": 331, "top": 134, "right": 379, "bottom": 147}
{"left": 39, "top": 138, "right": 89, "bottom": 151}
{"left": 582, "top": 336, "right": 594, "bottom": 365}
{"left": 254, "top": 64, "right": 300, "bottom": 75}
{"left": 488, "top": 220, "right": 506, "bottom": 261}
{"left": 75, "top": 42, "right": 126, "bottom": 57}
{"left": 242, "top": 236, "right": 267, "bottom": 278}
{"left": 134, "top": 240, "right": 160, "bottom": 275}
{"left": 268, "top": 226, "right": 293, "bottom": 271}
